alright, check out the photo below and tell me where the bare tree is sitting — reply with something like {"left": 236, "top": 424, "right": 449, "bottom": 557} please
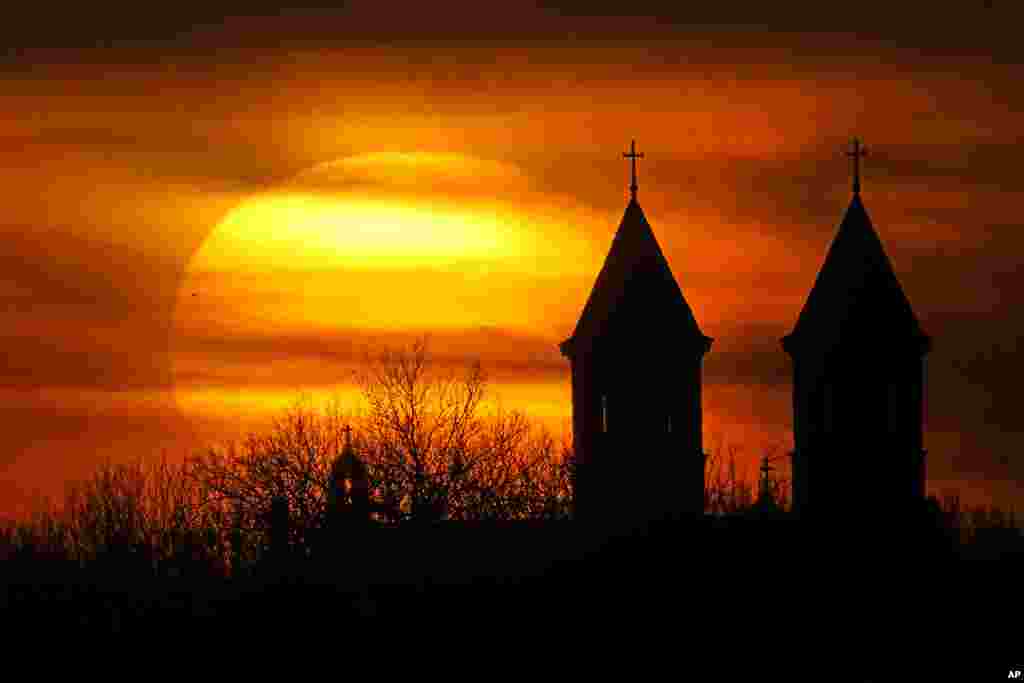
{"left": 358, "top": 336, "right": 571, "bottom": 522}
{"left": 358, "top": 337, "right": 483, "bottom": 522}
{"left": 185, "top": 337, "right": 572, "bottom": 552}
{"left": 186, "top": 400, "right": 352, "bottom": 562}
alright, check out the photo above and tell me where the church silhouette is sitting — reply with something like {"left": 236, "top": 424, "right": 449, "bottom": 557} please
{"left": 561, "top": 139, "right": 931, "bottom": 525}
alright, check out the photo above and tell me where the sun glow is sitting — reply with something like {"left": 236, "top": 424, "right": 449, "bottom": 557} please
{"left": 172, "top": 152, "right": 603, "bottom": 426}
{"left": 188, "top": 150, "right": 602, "bottom": 278}
{"left": 191, "top": 193, "right": 528, "bottom": 272}
{"left": 177, "top": 152, "right": 603, "bottom": 334}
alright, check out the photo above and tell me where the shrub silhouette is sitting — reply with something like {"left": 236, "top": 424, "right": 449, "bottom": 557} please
{"left": 0, "top": 338, "right": 1020, "bottom": 628}
{"left": 355, "top": 337, "right": 571, "bottom": 523}
{"left": 183, "top": 337, "right": 573, "bottom": 569}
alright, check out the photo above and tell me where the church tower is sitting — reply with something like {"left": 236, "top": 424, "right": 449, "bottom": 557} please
{"left": 560, "top": 141, "right": 712, "bottom": 522}
{"left": 782, "top": 139, "right": 931, "bottom": 522}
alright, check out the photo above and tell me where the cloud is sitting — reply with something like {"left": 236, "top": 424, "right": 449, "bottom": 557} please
{"left": 0, "top": 224, "right": 180, "bottom": 390}
{"left": 172, "top": 325, "right": 567, "bottom": 386}
{"left": 0, "top": 386, "right": 199, "bottom": 517}
{"left": 0, "top": 124, "right": 297, "bottom": 197}
{"left": 3, "top": 3, "right": 1021, "bottom": 62}
{"left": 295, "top": 153, "right": 532, "bottom": 197}
{"left": 1, "top": 25, "right": 1021, "bottom": 514}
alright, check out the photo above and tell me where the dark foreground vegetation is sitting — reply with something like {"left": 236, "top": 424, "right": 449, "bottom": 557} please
{"left": 1, "top": 341, "right": 1020, "bottom": 639}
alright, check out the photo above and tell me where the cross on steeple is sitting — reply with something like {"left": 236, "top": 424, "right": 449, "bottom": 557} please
{"left": 343, "top": 424, "right": 353, "bottom": 449}
{"left": 846, "top": 137, "right": 868, "bottom": 195}
{"left": 623, "top": 139, "right": 645, "bottom": 201}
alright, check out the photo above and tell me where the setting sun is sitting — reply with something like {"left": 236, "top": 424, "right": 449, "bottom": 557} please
{"left": 4, "top": 9, "right": 1023, "bottom": 632}
{"left": 171, "top": 152, "right": 608, "bottom": 433}
{"left": 3, "top": 14, "right": 1020, "bottom": 525}
{"left": 195, "top": 191, "right": 527, "bottom": 272}
{"left": 177, "top": 152, "right": 603, "bottom": 331}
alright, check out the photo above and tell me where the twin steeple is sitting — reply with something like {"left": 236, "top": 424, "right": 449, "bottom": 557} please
{"left": 562, "top": 137, "right": 931, "bottom": 522}
{"left": 559, "top": 140, "right": 710, "bottom": 358}
{"left": 782, "top": 137, "right": 930, "bottom": 357}
{"left": 568, "top": 135, "right": 926, "bottom": 362}
{"left": 782, "top": 136, "right": 930, "bottom": 519}
{"left": 561, "top": 140, "right": 711, "bottom": 521}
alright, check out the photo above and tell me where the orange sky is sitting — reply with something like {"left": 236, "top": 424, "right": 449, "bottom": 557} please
{"left": 2, "top": 5, "right": 1022, "bottom": 515}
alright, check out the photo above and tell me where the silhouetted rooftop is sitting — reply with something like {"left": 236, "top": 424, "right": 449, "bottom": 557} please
{"left": 783, "top": 194, "right": 930, "bottom": 356}
{"left": 560, "top": 198, "right": 710, "bottom": 356}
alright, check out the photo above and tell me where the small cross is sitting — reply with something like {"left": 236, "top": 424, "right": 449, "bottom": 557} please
{"left": 623, "top": 139, "right": 645, "bottom": 200}
{"left": 343, "top": 424, "right": 353, "bottom": 448}
{"left": 759, "top": 455, "right": 775, "bottom": 500}
{"left": 846, "top": 137, "right": 868, "bottom": 195}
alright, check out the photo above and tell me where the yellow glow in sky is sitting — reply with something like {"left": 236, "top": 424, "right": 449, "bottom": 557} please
{"left": 172, "top": 152, "right": 605, "bottom": 425}
{"left": 192, "top": 193, "right": 526, "bottom": 272}
{"left": 177, "top": 152, "right": 603, "bottom": 338}
{"left": 188, "top": 152, "right": 600, "bottom": 277}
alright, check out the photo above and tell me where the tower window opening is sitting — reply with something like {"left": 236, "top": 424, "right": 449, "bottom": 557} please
{"left": 601, "top": 394, "right": 608, "bottom": 433}
{"left": 667, "top": 413, "right": 673, "bottom": 433}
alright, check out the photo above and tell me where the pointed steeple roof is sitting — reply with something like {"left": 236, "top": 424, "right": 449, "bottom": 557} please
{"left": 782, "top": 194, "right": 930, "bottom": 356}
{"left": 560, "top": 197, "right": 711, "bottom": 357}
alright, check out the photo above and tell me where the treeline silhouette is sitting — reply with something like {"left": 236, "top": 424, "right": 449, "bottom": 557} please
{"left": 1, "top": 340, "right": 1021, "bottom": 631}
